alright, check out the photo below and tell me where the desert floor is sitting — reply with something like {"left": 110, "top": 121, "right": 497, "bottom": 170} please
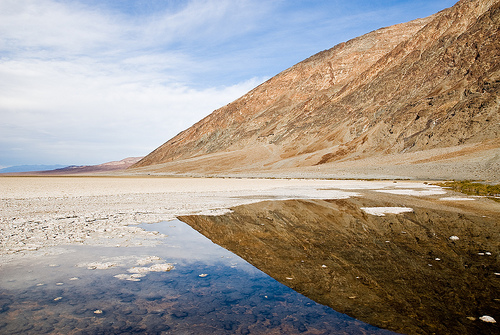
{"left": 1, "top": 176, "right": 499, "bottom": 334}
{"left": 1, "top": 176, "right": 493, "bottom": 264}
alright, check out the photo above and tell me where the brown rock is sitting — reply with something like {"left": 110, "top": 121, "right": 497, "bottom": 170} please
{"left": 132, "top": 0, "right": 500, "bottom": 180}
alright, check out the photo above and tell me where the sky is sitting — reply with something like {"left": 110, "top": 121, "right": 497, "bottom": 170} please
{"left": 0, "top": 0, "right": 458, "bottom": 168}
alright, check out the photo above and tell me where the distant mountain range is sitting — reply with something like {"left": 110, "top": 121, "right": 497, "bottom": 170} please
{"left": 130, "top": 0, "right": 500, "bottom": 181}
{"left": 1, "top": 157, "right": 143, "bottom": 175}
{"left": 0, "top": 165, "right": 67, "bottom": 173}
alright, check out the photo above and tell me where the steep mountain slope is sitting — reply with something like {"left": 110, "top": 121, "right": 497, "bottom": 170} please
{"left": 132, "top": 0, "right": 500, "bottom": 180}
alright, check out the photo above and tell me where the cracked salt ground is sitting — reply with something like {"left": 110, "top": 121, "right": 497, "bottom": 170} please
{"left": 1, "top": 178, "right": 448, "bottom": 259}
{"left": 0, "top": 219, "right": 396, "bottom": 334}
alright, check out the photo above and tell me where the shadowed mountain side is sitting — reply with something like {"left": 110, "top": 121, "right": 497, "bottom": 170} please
{"left": 179, "top": 195, "right": 500, "bottom": 335}
{"left": 131, "top": 0, "right": 500, "bottom": 180}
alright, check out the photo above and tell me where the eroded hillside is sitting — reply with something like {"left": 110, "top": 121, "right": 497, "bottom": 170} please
{"left": 131, "top": 0, "right": 500, "bottom": 180}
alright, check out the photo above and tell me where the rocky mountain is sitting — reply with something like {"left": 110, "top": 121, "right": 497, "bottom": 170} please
{"left": 131, "top": 0, "right": 500, "bottom": 181}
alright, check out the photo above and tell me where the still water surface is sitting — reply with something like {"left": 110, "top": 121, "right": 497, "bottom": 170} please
{"left": 0, "top": 219, "right": 396, "bottom": 334}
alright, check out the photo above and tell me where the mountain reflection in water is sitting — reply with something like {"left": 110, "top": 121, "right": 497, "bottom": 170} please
{"left": 0, "top": 220, "right": 395, "bottom": 334}
{"left": 180, "top": 195, "right": 500, "bottom": 335}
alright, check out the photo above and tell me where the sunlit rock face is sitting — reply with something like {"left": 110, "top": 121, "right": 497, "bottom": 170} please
{"left": 132, "top": 0, "right": 500, "bottom": 180}
{"left": 180, "top": 194, "right": 500, "bottom": 335}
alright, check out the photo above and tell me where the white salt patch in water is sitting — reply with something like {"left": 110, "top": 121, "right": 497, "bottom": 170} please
{"left": 114, "top": 273, "right": 146, "bottom": 281}
{"left": 114, "top": 264, "right": 174, "bottom": 281}
{"left": 376, "top": 189, "right": 446, "bottom": 196}
{"left": 136, "top": 256, "right": 161, "bottom": 266}
{"left": 440, "top": 197, "right": 475, "bottom": 201}
{"left": 127, "top": 263, "right": 174, "bottom": 274}
{"left": 361, "top": 207, "right": 414, "bottom": 216}
{"left": 149, "top": 263, "right": 174, "bottom": 272}
{"left": 77, "top": 261, "right": 120, "bottom": 270}
{"left": 127, "top": 266, "right": 151, "bottom": 274}
{"left": 197, "top": 208, "right": 234, "bottom": 216}
{"left": 479, "top": 315, "right": 496, "bottom": 323}
{"left": 77, "top": 256, "right": 174, "bottom": 282}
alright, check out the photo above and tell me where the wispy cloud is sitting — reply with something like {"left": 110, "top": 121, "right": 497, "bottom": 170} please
{"left": 0, "top": 56, "right": 264, "bottom": 164}
{"left": 0, "top": 0, "right": 270, "bottom": 165}
{"left": 0, "top": 0, "right": 120, "bottom": 55}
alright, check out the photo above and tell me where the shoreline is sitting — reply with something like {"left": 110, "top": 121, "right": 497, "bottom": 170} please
{"left": 2, "top": 175, "right": 499, "bottom": 334}
{"left": 1, "top": 176, "right": 451, "bottom": 263}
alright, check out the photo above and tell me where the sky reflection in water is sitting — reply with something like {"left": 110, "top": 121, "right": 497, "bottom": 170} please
{"left": 0, "top": 219, "right": 396, "bottom": 334}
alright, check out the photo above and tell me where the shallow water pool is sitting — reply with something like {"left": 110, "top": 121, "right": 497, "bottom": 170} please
{"left": 0, "top": 219, "right": 396, "bottom": 334}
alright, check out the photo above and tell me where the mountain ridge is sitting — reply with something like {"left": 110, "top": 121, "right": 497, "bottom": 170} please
{"left": 1, "top": 157, "right": 143, "bottom": 175}
{"left": 131, "top": 0, "right": 500, "bottom": 181}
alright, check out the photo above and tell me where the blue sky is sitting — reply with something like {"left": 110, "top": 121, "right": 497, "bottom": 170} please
{"left": 0, "top": 0, "right": 457, "bottom": 168}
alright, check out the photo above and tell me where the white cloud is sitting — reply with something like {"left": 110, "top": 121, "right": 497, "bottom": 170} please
{"left": 0, "top": 0, "right": 121, "bottom": 55}
{"left": 140, "top": 0, "right": 266, "bottom": 46}
{"left": 0, "top": 57, "right": 263, "bottom": 164}
{"left": 0, "top": 0, "right": 270, "bottom": 165}
{"left": 0, "top": 0, "right": 458, "bottom": 166}
{"left": 0, "top": 0, "right": 273, "bottom": 56}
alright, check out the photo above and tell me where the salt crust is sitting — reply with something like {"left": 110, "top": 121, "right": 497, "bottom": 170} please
{"left": 376, "top": 189, "right": 446, "bottom": 196}
{"left": 361, "top": 207, "right": 414, "bottom": 216}
{"left": 0, "top": 177, "right": 446, "bottom": 261}
{"left": 439, "top": 197, "right": 475, "bottom": 201}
